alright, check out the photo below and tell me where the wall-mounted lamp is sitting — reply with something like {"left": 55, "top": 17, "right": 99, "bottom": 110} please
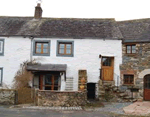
{"left": 99, "top": 54, "right": 102, "bottom": 58}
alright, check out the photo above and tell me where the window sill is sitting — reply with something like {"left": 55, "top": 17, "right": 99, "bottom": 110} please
{"left": 56, "top": 54, "right": 74, "bottom": 57}
{"left": 33, "top": 53, "right": 50, "bottom": 56}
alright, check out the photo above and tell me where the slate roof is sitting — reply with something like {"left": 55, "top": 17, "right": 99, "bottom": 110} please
{"left": 0, "top": 16, "right": 122, "bottom": 39}
{"left": 117, "top": 18, "right": 150, "bottom": 42}
{"left": 27, "top": 64, "right": 67, "bottom": 71}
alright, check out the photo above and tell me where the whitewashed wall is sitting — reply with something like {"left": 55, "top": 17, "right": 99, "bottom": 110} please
{"left": 0, "top": 37, "right": 31, "bottom": 87}
{"left": 32, "top": 38, "right": 122, "bottom": 91}
{"left": 0, "top": 37, "right": 122, "bottom": 90}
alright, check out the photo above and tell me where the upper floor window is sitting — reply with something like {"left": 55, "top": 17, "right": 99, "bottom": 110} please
{"left": 126, "top": 44, "right": 136, "bottom": 54}
{"left": 57, "top": 40, "right": 74, "bottom": 57}
{"left": 124, "top": 74, "right": 134, "bottom": 85}
{"left": 0, "top": 39, "right": 4, "bottom": 56}
{"left": 0, "top": 68, "right": 3, "bottom": 86}
{"left": 33, "top": 40, "right": 50, "bottom": 56}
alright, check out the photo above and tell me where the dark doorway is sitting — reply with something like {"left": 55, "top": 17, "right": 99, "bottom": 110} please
{"left": 87, "top": 83, "right": 96, "bottom": 99}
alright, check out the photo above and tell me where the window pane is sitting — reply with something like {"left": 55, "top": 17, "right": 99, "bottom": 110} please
{"left": 45, "top": 75, "right": 52, "bottom": 85}
{"left": 54, "top": 75, "right": 59, "bottom": 85}
{"left": 59, "top": 44, "right": 65, "bottom": 49}
{"left": 102, "top": 57, "right": 111, "bottom": 66}
{"left": 127, "top": 46, "right": 131, "bottom": 53}
{"left": 36, "top": 48, "right": 41, "bottom": 53}
{"left": 66, "top": 44, "right": 71, "bottom": 49}
{"left": 66, "top": 49, "right": 71, "bottom": 54}
{"left": 43, "top": 43, "right": 48, "bottom": 49}
{"left": 59, "top": 49, "right": 64, "bottom": 54}
{"left": 132, "top": 45, "right": 136, "bottom": 53}
{"left": 43, "top": 49, "right": 48, "bottom": 53}
{"left": 36, "top": 43, "right": 42, "bottom": 48}
{"left": 124, "top": 75, "right": 134, "bottom": 84}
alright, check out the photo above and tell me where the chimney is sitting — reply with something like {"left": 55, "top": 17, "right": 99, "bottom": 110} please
{"left": 34, "top": 3, "right": 42, "bottom": 19}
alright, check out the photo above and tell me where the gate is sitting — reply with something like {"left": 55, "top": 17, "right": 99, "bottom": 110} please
{"left": 17, "top": 88, "right": 35, "bottom": 104}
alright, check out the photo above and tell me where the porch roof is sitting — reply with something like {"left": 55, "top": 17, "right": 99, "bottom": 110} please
{"left": 26, "top": 64, "right": 67, "bottom": 72}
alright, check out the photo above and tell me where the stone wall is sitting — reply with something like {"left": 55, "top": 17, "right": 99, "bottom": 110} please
{"left": 120, "top": 43, "right": 150, "bottom": 99}
{"left": 0, "top": 89, "right": 17, "bottom": 105}
{"left": 37, "top": 91, "right": 87, "bottom": 107}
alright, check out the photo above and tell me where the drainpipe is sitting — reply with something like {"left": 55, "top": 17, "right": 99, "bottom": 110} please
{"left": 29, "top": 36, "right": 34, "bottom": 88}
{"left": 29, "top": 36, "right": 34, "bottom": 61}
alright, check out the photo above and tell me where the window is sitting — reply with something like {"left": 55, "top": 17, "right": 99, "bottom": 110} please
{"left": 57, "top": 40, "right": 74, "bottom": 57}
{"left": 0, "top": 68, "right": 3, "bottom": 86}
{"left": 44, "top": 74, "right": 60, "bottom": 90}
{"left": 0, "top": 39, "right": 4, "bottom": 56}
{"left": 33, "top": 40, "right": 50, "bottom": 56}
{"left": 126, "top": 45, "right": 136, "bottom": 54}
{"left": 124, "top": 75, "right": 134, "bottom": 85}
{"left": 102, "top": 57, "right": 112, "bottom": 66}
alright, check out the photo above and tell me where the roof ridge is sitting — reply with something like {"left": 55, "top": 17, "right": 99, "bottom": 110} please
{"left": 0, "top": 16, "right": 115, "bottom": 21}
{"left": 117, "top": 18, "right": 150, "bottom": 23}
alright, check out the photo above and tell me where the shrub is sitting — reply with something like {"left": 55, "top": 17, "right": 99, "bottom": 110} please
{"left": 12, "top": 59, "right": 39, "bottom": 89}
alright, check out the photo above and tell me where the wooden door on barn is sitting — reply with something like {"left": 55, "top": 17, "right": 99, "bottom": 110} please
{"left": 144, "top": 74, "right": 150, "bottom": 101}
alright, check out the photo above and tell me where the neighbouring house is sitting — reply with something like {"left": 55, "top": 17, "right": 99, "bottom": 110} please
{"left": 0, "top": 3, "right": 123, "bottom": 101}
{"left": 118, "top": 19, "right": 150, "bottom": 101}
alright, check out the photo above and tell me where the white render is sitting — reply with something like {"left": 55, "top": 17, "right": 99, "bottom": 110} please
{"left": 32, "top": 38, "right": 122, "bottom": 91}
{"left": 0, "top": 37, "right": 122, "bottom": 90}
{"left": 0, "top": 37, "right": 31, "bottom": 87}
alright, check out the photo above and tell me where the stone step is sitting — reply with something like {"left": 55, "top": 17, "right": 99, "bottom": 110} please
{"left": 66, "top": 81, "right": 73, "bottom": 82}
{"left": 66, "top": 79, "right": 73, "bottom": 81}
{"left": 66, "top": 80, "right": 73, "bottom": 82}
{"left": 66, "top": 82, "right": 73, "bottom": 84}
{"left": 65, "top": 77, "right": 74, "bottom": 91}
{"left": 66, "top": 81, "right": 73, "bottom": 83}
{"left": 65, "top": 86, "right": 73, "bottom": 88}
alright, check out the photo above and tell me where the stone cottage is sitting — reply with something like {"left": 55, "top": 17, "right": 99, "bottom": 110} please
{"left": 118, "top": 19, "right": 150, "bottom": 101}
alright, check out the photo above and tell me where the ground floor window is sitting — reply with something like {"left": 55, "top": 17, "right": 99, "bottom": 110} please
{"left": 124, "top": 75, "right": 134, "bottom": 85}
{"left": 44, "top": 74, "right": 60, "bottom": 90}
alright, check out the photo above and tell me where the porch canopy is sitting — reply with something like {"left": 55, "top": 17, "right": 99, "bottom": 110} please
{"left": 26, "top": 64, "right": 67, "bottom": 72}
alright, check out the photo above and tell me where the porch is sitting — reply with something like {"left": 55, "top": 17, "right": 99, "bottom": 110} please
{"left": 27, "top": 64, "right": 67, "bottom": 91}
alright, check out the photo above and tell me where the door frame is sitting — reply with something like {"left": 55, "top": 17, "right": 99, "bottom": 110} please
{"left": 101, "top": 56, "right": 114, "bottom": 81}
{"left": 143, "top": 74, "right": 150, "bottom": 101}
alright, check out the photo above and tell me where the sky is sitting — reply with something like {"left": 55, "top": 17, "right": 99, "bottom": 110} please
{"left": 0, "top": 0, "right": 150, "bottom": 21}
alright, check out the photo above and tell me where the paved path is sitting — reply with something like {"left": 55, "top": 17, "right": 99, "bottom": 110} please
{"left": 0, "top": 105, "right": 121, "bottom": 117}
{"left": 85, "top": 102, "right": 132, "bottom": 115}
{"left": 123, "top": 101, "right": 150, "bottom": 116}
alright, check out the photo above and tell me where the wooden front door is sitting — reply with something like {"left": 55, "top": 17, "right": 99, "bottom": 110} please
{"left": 144, "top": 74, "right": 150, "bottom": 101}
{"left": 101, "top": 57, "right": 114, "bottom": 81}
